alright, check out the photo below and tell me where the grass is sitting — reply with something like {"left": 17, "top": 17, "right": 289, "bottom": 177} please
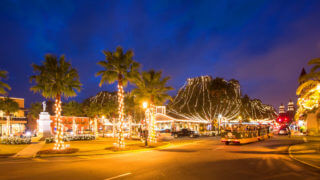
{"left": 37, "top": 137, "right": 167, "bottom": 157}
{"left": 0, "top": 144, "right": 29, "bottom": 156}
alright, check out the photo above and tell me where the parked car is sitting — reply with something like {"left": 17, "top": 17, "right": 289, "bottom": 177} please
{"left": 172, "top": 128, "right": 199, "bottom": 138}
{"left": 278, "top": 127, "right": 289, "bottom": 135}
{"left": 157, "top": 129, "right": 174, "bottom": 141}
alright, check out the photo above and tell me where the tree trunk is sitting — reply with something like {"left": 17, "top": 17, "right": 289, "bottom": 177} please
{"left": 129, "top": 114, "right": 132, "bottom": 139}
{"left": 54, "top": 95, "right": 65, "bottom": 150}
{"left": 6, "top": 115, "right": 10, "bottom": 136}
{"left": 117, "top": 77, "right": 125, "bottom": 148}
{"left": 148, "top": 97, "right": 157, "bottom": 143}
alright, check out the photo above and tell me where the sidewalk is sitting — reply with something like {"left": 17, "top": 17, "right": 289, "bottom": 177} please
{"left": 289, "top": 141, "right": 320, "bottom": 170}
{"left": 12, "top": 141, "right": 45, "bottom": 158}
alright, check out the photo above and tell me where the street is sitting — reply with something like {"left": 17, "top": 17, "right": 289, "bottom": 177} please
{"left": 0, "top": 136, "right": 319, "bottom": 180}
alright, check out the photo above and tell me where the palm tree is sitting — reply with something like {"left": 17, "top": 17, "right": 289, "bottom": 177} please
{"left": 296, "top": 58, "right": 320, "bottom": 121}
{"left": 30, "top": 54, "right": 82, "bottom": 150}
{"left": 0, "top": 70, "right": 11, "bottom": 95}
{"left": 0, "top": 97, "right": 19, "bottom": 136}
{"left": 132, "top": 70, "right": 173, "bottom": 145}
{"left": 96, "top": 46, "right": 140, "bottom": 148}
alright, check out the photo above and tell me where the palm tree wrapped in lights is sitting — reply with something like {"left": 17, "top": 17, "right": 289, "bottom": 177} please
{"left": 30, "top": 54, "right": 82, "bottom": 150}
{"left": 96, "top": 46, "right": 140, "bottom": 148}
{"left": 296, "top": 58, "right": 320, "bottom": 121}
{"left": 132, "top": 70, "right": 173, "bottom": 145}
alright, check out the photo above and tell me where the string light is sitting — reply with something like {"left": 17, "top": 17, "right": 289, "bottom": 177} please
{"left": 53, "top": 98, "right": 65, "bottom": 150}
{"left": 117, "top": 84, "right": 125, "bottom": 148}
{"left": 148, "top": 104, "right": 157, "bottom": 143}
{"left": 169, "top": 76, "right": 276, "bottom": 122}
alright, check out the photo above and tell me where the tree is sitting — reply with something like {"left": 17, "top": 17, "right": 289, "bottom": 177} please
{"left": 96, "top": 46, "right": 140, "bottom": 148}
{"left": 0, "top": 70, "right": 11, "bottom": 95}
{"left": 62, "top": 101, "right": 84, "bottom": 135}
{"left": 30, "top": 54, "right": 82, "bottom": 150}
{"left": 0, "top": 97, "right": 19, "bottom": 136}
{"left": 296, "top": 58, "right": 320, "bottom": 121}
{"left": 62, "top": 101, "right": 83, "bottom": 117}
{"left": 132, "top": 70, "right": 173, "bottom": 145}
{"left": 27, "top": 102, "right": 42, "bottom": 133}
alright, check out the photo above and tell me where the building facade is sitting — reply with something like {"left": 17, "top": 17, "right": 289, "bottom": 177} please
{"left": 0, "top": 96, "right": 27, "bottom": 136}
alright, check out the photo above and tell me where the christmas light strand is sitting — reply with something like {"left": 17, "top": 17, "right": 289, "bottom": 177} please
{"left": 54, "top": 98, "right": 65, "bottom": 150}
{"left": 117, "top": 84, "right": 125, "bottom": 148}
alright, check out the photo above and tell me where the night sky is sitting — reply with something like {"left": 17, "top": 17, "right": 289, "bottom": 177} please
{"left": 1, "top": 0, "right": 319, "bottom": 108}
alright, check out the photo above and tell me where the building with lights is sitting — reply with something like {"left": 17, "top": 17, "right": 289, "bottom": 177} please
{"left": 276, "top": 100, "right": 295, "bottom": 125}
{"left": 155, "top": 106, "right": 209, "bottom": 132}
{"left": 0, "top": 96, "right": 27, "bottom": 136}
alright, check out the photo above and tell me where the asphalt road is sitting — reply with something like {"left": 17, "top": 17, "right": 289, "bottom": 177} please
{"left": 0, "top": 136, "right": 319, "bottom": 180}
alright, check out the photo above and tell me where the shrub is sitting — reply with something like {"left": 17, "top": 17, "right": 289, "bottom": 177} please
{"left": 0, "top": 137, "right": 31, "bottom": 144}
{"left": 45, "top": 134, "right": 95, "bottom": 143}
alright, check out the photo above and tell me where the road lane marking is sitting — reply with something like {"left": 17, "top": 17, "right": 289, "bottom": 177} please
{"left": 104, "top": 173, "right": 132, "bottom": 180}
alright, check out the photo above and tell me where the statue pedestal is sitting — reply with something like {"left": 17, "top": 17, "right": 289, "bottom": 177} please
{"left": 38, "top": 112, "right": 52, "bottom": 138}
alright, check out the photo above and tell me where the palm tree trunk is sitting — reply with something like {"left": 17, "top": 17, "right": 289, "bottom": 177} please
{"left": 117, "top": 78, "right": 125, "bottom": 148}
{"left": 54, "top": 95, "right": 65, "bottom": 150}
{"left": 148, "top": 101, "right": 156, "bottom": 143}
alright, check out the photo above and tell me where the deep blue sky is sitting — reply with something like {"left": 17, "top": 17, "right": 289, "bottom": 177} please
{"left": 1, "top": 0, "right": 319, "bottom": 109}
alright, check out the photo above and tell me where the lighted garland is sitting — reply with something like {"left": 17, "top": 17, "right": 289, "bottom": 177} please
{"left": 54, "top": 98, "right": 65, "bottom": 150}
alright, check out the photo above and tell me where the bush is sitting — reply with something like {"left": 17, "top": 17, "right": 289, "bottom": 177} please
{"left": 0, "top": 137, "right": 31, "bottom": 144}
{"left": 37, "top": 148, "right": 79, "bottom": 154}
{"left": 45, "top": 134, "right": 95, "bottom": 144}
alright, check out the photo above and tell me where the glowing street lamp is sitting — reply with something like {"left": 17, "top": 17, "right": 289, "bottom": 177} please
{"left": 142, "top": 101, "right": 148, "bottom": 109}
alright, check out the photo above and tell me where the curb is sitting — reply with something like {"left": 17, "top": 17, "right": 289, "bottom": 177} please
{"left": 288, "top": 144, "right": 320, "bottom": 170}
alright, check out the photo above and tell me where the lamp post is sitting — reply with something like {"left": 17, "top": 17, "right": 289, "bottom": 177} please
{"left": 218, "top": 114, "right": 222, "bottom": 135}
{"left": 142, "top": 101, "right": 149, "bottom": 146}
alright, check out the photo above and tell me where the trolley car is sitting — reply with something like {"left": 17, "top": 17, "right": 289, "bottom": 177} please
{"left": 220, "top": 123, "right": 273, "bottom": 145}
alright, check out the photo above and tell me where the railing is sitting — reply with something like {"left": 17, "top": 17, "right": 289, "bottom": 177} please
{"left": 0, "top": 116, "right": 27, "bottom": 121}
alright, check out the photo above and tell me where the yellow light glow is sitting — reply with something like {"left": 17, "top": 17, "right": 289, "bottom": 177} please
{"left": 142, "top": 101, "right": 148, "bottom": 109}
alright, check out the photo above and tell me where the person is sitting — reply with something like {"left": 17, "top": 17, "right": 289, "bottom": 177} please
{"left": 287, "top": 126, "right": 291, "bottom": 138}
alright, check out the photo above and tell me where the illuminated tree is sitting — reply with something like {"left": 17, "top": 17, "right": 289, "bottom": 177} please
{"left": 132, "top": 70, "right": 173, "bottom": 144}
{"left": 296, "top": 58, "right": 320, "bottom": 120}
{"left": 169, "top": 76, "right": 276, "bottom": 123}
{"left": 62, "top": 101, "right": 83, "bottom": 135}
{"left": 96, "top": 46, "right": 140, "bottom": 148}
{"left": 30, "top": 54, "right": 82, "bottom": 150}
{"left": 0, "top": 70, "right": 11, "bottom": 95}
{"left": 83, "top": 92, "right": 118, "bottom": 137}
{"left": 0, "top": 97, "right": 19, "bottom": 136}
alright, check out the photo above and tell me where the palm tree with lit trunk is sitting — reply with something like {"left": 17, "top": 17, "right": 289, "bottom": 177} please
{"left": 132, "top": 70, "right": 173, "bottom": 145}
{"left": 96, "top": 46, "right": 140, "bottom": 148}
{"left": 0, "top": 70, "right": 11, "bottom": 95}
{"left": 0, "top": 97, "right": 19, "bottom": 136}
{"left": 30, "top": 54, "right": 82, "bottom": 150}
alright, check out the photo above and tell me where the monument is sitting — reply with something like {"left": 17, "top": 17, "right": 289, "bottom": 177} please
{"left": 37, "top": 101, "right": 52, "bottom": 138}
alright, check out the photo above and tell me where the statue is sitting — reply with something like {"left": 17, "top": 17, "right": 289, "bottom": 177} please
{"left": 42, "top": 101, "right": 46, "bottom": 112}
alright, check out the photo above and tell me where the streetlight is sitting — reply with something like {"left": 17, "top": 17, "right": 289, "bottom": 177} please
{"left": 218, "top": 114, "right": 222, "bottom": 135}
{"left": 142, "top": 101, "right": 148, "bottom": 109}
{"left": 142, "top": 101, "right": 149, "bottom": 146}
